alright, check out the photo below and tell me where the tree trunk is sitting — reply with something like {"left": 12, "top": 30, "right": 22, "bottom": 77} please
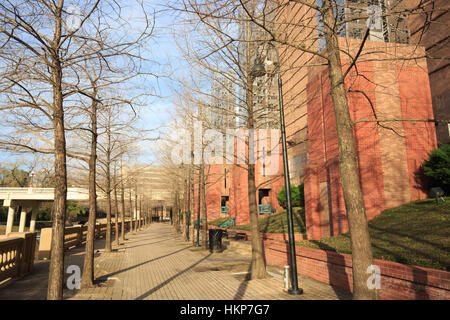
{"left": 182, "top": 175, "right": 187, "bottom": 239}
{"left": 120, "top": 166, "right": 126, "bottom": 241}
{"left": 105, "top": 187, "right": 112, "bottom": 252}
{"left": 248, "top": 162, "right": 266, "bottom": 279}
{"left": 129, "top": 187, "right": 134, "bottom": 233}
{"left": 81, "top": 90, "right": 98, "bottom": 289}
{"left": 114, "top": 168, "right": 120, "bottom": 246}
{"left": 322, "top": 0, "right": 376, "bottom": 300}
{"left": 105, "top": 124, "right": 112, "bottom": 252}
{"left": 190, "top": 180, "right": 195, "bottom": 244}
{"left": 245, "top": 14, "right": 266, "bottom": 277}
{"left": 47, "top": 9, "right": 67, "bottom": 299}
{"left": 134, "top": 182, "right": 138, "bottom": 232}
{"left": 201, "top": 164, "right": 208, "bottom": 250}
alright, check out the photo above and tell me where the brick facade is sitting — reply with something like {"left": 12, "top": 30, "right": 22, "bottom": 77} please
{"left": 302, "top": 41, "right": 437, "bottom": 240}
{"left": 193, "top": 129, "right": 285, "bottom": 225}
{"left": 263, "top": 239, "right": 450, "bottom": 300}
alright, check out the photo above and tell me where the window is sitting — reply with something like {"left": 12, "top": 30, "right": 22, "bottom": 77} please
{"left": 221, "top": 196, "right": 229, "bottom": 207}
{"left": 258, "top": 189, "right": 270, "bottom": 205}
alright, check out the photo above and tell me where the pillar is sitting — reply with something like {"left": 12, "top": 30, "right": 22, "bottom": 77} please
{"left": 19, "top": 207, "right": 27, "bottom": 233}
{"left": 30, "top": 205, "right": 39, "bottom": 232}
{"left": 6, "top": 206, "right": 15, "bottom": 235}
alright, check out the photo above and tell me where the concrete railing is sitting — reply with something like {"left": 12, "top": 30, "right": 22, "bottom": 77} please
{"left": 0, "top": 232, "right": 37, "bottom": 283}
{"left": 38, "top": 219, "right": 145, "bottom": 259}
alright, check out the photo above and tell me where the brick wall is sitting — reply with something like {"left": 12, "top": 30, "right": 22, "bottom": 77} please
{"left": 198, "top": 129, "right": 285, "bottom": 226}
{"left": 303, "top": 45, "right": 437, "bottom": 240}
{"left": 263, "top": 239, "right": 450, "bottom": 300}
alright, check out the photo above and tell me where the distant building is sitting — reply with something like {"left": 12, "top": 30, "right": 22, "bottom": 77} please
{"left": 124, "top": 165, "right": 174, "bottom": 220}
{"left": 209, "top": 73, "right": 237, "bottom": 129}
{"left": 407, "top": 0, "right": 450, "bottom": 143}
{"left": 238, "top": 4, "right": 280, "bottom": 129}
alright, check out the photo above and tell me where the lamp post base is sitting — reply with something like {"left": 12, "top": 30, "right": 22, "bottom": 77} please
{"left": 288, "top": 288, "right": 304, "bottom": 295}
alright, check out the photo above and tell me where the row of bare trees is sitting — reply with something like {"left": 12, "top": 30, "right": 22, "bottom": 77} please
{"left": 159, "top": 0, "right": 445, "bottom": 300}
{"left": 0, "top": 0, "right": 158, "bottom": 299}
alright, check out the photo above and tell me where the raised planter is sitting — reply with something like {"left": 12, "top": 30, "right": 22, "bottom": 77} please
{"left": 209, "top": 226, "right": 450, "bottom": 299}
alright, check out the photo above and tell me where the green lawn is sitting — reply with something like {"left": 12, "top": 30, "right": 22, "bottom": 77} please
{"left": 210, "top": 207, "right": 306, "bottom": 234}
{"left": 296, "top": 197, "right": 450, "bottom": 271}
{"left": 209, "top": 217, "right": 230, "bottom": 227}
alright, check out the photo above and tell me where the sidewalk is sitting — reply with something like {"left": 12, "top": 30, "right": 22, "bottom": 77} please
{"left": 0, "top": 223, "right": 352, "bottom": 300}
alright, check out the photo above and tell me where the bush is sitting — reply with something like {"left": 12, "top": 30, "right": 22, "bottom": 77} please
{"left": 422, "top": 143, "right": 450, "bottom": 194}
{"left": 37, "top": 208, "right": 52, "bottom": 221}
{"left": 277, "top": 184, "right": 305, "bottom": 208}
{"left": 0, "top": 207, "right": 7, "bottom": 222}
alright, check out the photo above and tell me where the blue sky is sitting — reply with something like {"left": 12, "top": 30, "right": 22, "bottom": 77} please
{"left": 0, "top": 0, "right": 182, "bottom": 169}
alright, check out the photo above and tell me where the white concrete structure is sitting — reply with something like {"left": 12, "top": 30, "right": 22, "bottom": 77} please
{"left": 0, "top": 188, "right": 89, "bottom": 235}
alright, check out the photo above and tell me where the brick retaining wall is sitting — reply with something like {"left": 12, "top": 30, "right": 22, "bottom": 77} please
{"left": 263, "top": 239, "right": 450, "bottom": 300}
{"left": 210, "top": 226, "right": 450, "bottom": 300}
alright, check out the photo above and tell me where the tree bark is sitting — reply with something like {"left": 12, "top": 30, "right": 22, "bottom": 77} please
{"left": 201, "top": 164, "right": 208, "bottom": 250}
{"left": 120, "top": 162, "right": 126, "bottom": 241}
{"left": 322, "top": 0, "right": 376, "bottom": 300}
{"left": 134, "top": 181, "right": 138, "bottom": 232}
{"left": 246, "top": 11, "right": 266, "bottom": 278}
{"left": 129, "top": 186, "right": 134, "bottom": 233}
{"left": 105, "top": 124, "right": 112, "bottom": 252}
{"left": 47, "top": 7, "right": 67, "bottom": 300}
{"left": 81, "top": 89, "right": 98, "bottom": 289}
{"left": 114, "top": 166, "right": 120, "bottom": 246}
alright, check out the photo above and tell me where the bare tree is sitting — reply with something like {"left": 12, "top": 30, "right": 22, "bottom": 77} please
{"left": 173, "top": 0, "right": 445, "bottom": 298}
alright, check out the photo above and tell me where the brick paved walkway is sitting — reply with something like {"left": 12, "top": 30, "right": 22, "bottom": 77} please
{"left": 0, "top": 223, "right": 351, "bottom": 300}
{"left": 68, "top": 223, "right": 351, "bottom": 300}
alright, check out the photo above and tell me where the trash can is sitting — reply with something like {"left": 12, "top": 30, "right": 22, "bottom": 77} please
{"left": 209, "top": 229, "right": 223, "bottom": 253}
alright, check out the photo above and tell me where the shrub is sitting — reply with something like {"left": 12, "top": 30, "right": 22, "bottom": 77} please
{"left": 422, "top": 143, "right": 450, "bottom": 194}
{"left": 277, "top": 184, "right": 305, "bottom": 208}
{"left": 37, "top": 208, "right": 52, "bottom": 221}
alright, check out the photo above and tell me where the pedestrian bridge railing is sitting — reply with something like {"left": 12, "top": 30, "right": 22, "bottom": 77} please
{"left": 0, "top": 232, "right": 37, "bottom": 283}
{"left": 38, "top": 219, "right": 145, "bottom": 259}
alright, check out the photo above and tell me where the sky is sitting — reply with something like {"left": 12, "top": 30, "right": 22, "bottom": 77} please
{"left": 0, "top": 0, "right": 184, "bottom": 170}
{"left": 116, "top": 0, "right": 188, "bottom": 165}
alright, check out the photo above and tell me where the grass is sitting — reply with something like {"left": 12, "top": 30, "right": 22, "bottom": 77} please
{"left": 210, "top": 207, "right": 306, "bottom": 234}
{"left": 295, "top": 197, "right": 450, "bottom": 271}
{"left": 209, "top": 217, "right": 230, "bottom": 227}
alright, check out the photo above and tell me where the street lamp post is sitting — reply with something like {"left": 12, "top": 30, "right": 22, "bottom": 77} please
{"left": 251, "top": 43, "right": 303, "bottom": 295}
{"left": 186, "top": 164, "right": 191, "bottom": 242}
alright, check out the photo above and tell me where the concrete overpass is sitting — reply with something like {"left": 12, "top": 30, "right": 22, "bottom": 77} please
{"left": 0, "top": 187, "right": 89, "bottom": 235}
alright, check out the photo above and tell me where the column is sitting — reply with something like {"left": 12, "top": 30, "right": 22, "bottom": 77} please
{"left": 5, "top": 206, "right": 15, "bottom": 235}
{"left": 19, "top": 207, "right": 27, "bottom": 233}
{"left": 30, "top": 205, "right": 39, "bottom": 232}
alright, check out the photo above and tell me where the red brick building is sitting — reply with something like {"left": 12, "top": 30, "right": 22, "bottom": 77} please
{"left": 193, "top": 129, "right": 285, "bottom": 225}
{"left": 303, "top": 40, "right": 438, "bottom": 240}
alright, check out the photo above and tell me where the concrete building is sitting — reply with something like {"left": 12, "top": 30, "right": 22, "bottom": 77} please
{"left": 124, "top": 165, "right": 174, "bottom": 221}
{"left": 238, "top": 4, "right": 280, "bottom": 129}
{"left": 209, "top": 73, "right": 237, "bottom": 129}
{"left": 407, "top": 0, "right": 450, "bottom": 143}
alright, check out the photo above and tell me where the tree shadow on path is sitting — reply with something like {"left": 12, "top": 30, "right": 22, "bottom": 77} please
{"left": 135, "top": 253, "right": 212, "bottom": 300}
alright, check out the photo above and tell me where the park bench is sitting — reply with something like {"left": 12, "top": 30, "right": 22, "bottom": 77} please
{"left": 225, "top": 230, "right": 247, "bottom": 241}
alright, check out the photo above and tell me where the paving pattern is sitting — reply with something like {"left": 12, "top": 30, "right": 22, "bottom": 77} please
{"left": 0, "top": 223, "right": 352, "bottom": 300}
